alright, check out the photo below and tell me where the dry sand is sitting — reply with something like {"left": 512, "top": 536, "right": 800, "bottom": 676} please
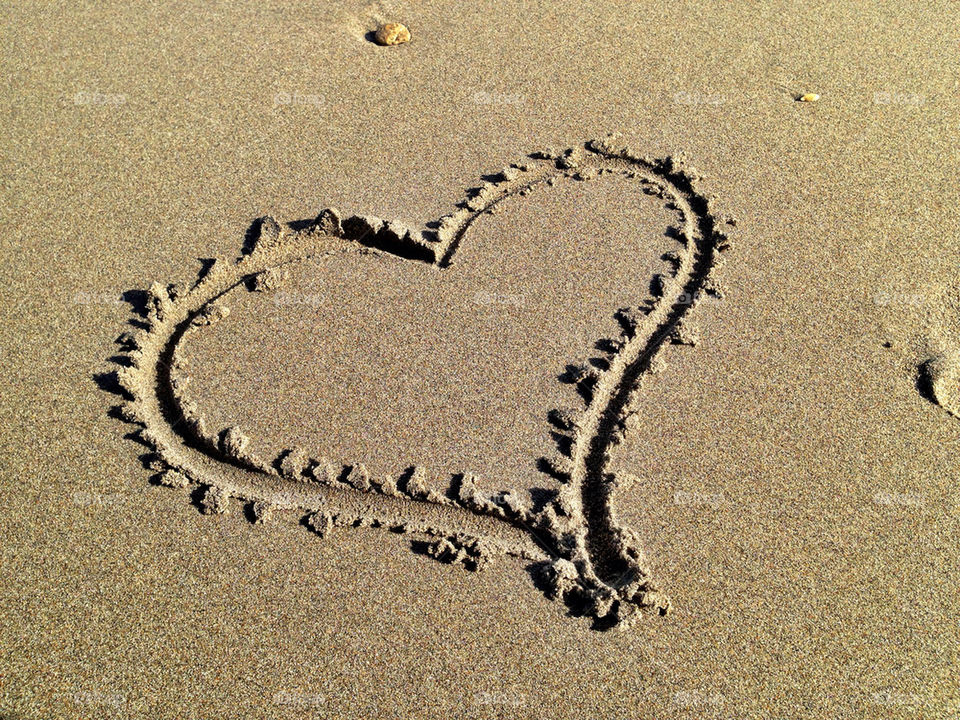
{"left": 1, "top": 0, "right": 959, "bottom": 718}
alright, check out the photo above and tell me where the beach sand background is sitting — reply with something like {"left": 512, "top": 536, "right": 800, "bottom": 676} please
{"left": 1, "top": 0, "right": 958, "bottom": 717}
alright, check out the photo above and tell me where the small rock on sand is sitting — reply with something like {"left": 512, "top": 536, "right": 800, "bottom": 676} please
{"left": 374, "top": 23, "right": 410, "bottom": 46}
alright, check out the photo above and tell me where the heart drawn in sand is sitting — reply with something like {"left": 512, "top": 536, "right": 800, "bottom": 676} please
{"left": 107, "top": 135, "right": 735, "bottom": 629}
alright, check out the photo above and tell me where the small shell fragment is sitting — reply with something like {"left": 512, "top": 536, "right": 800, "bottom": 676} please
{"left": 374, "top": 23, "right": 411, "bottom": 46}
{"left": 798, "top": 93, "right": 820, "bottom": 102}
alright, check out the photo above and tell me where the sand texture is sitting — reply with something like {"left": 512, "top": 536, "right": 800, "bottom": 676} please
{"left": 1, "top": 1, "right": 958, "bottom": 718}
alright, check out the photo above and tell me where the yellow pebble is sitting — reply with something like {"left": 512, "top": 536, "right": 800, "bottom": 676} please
{"left": 798, "top": 93, "right": 820, "bottom": 102}
{"left": 375, "top": 22, "right": 411, "bottom": 46}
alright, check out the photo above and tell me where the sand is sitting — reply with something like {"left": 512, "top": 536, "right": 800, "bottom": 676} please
{"left": 1, "top": 0, "right": 958, "bottom": 718}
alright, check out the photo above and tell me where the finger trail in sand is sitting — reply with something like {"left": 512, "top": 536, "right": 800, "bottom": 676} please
{"left": 109, "top": 136, "right": 735, "bottom": 628}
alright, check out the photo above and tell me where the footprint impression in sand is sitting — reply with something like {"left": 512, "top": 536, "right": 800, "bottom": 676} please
{"left": 920, "top": 280, "right": 960, "bottom": 418}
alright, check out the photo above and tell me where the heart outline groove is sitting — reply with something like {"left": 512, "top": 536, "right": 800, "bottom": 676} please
{"left": 107, "top": 135, "right": 736, "bottom": 630}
